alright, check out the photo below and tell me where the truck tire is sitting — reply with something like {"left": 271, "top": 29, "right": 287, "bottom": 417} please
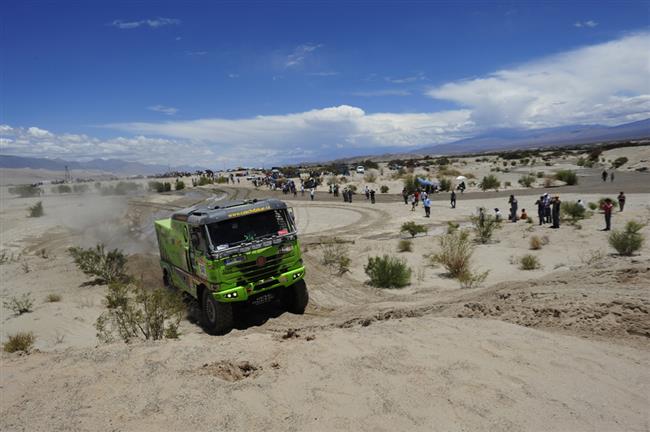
{"left": 282, "top": 279, "right": 309, "bottom": 314}
{"left": 202, "top": 290, "right": 233, "bottom": 335}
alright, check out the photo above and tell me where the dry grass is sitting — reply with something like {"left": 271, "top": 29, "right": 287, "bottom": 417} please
{"left": 3, "top": 332, "right": 36, "bottom": 353}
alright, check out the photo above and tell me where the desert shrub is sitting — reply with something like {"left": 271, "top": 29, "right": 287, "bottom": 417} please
{"left": 471, "top": 214, "right": 501, "bottom": 244}
{"left": 401, "top": 221, "right": 428, "bottom": 238}
{"left": 364, "top": 255, "right": 411, "bottom": 288}
{"left": 529, "top": 236, "right": 542, "bottom": 250}
{"left": 3, "top": 332, "right": 35, "bottom": 353}
{"left": 95, "top": 281, "right": 184, "bottom": 343}
{"left": 3, "top": 293, "right": 34, "bottom": 315}
{"left": 588, "top": 202, "right": 598, "bottom": 211}
{"left": 73, "top": 184, "right": 89, "bottom": 193}
{"left": 397, "top": 239, "right": 412, "bottom": 252}
{"left": 45, "top": 293, "right": 62, "bottom": 303}
{"left": 102, "top": 182, "right": 141, "bottom": 195}
{"left": 175, "top": 180, "right": 185, "bottom": 191}
{"left": 321, "top": 242, "right": 351, "bottom": 275}
{"left": 612, "top": 157, "right": 628, "bottom": 169}
{"left": 430, "top": 230, "right": 473, "bottom": 278}
{"left": 518, "top": 175, "right": 536, "bottom": 188}
{"left": 364, "top": 171, "right": 377, "bottom": 183}
{"left": 68, "top": 244, "right": 129, "bottom": 284}
{"left": 348, "top": 184, "right": 357, "bottom": 193}
{"left": 561, "top": 201, "right": 587, "bottom": 224}
{"left": 0, "top": 251, "right": 9, "bottom": 265}
{"left": 9, "top": 185, "right": 41, "bottom": 198}
{"left": 438, "top": 178, "right": 452, "bottom": 192}
{"left": 438, "top": 167, "right": 461, "bottom": 177}
{"left": 598, "top": 197, "right": 619, "bottom": 209}
{"left": 504, "top": 181, "right": 512, "bottom": 187}
{"left": 403, "top": 174, "right": 417, "bottom": 194}
{"left": 28, "top": 201, "right": 44, "bottom": 217}
{"left": 536, "top": 171, "right": 544, "bottom": 178}
{"left": 447, "top": 221, "right": 460, "bottom": 234}
{"left": 554, "top": 170, "right": 578, "bottom": 185}
{"left": 519, "top": 254, "right": 541, "bottom": 270}
{"left": 609, "top": 221, "right": 645, "bottom": 256}
{"left": 479, "top": 174, "right": 500, "bottom": 191}
{"left": 215, "top": 176, "right": 229, "bottom": 184}
{"left": 197, "top": 176, "right": 213, "bottom": 186}
{"left": 457, "top": 270, "right": 489, "bottom": 289}
{"left": 55, "top": 184, "right": 72, "bottom": 193}
{"left": 380, "top": 185, "right": 389, "bottom": 193}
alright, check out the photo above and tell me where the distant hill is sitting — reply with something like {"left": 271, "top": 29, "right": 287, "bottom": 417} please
{"left": 415, "top": 118, "right": 650, "bottom": 155}
{"left": 0, "top": 155, "right": 205, "bottom": 175}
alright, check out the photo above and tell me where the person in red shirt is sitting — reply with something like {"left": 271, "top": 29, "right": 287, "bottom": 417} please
{"left": 601, "top": 198, "right": 614, "bottom": 231}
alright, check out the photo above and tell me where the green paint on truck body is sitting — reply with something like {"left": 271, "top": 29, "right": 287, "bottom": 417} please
{"left": 154, "top": 198, "right": 305, "bottom": 304}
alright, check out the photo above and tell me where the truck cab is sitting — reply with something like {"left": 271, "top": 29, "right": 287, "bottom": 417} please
{"left": 154, "top": 198, "right": 308, "bottom": 334}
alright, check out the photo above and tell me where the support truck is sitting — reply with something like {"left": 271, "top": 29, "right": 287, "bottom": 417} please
{"left": 154, "top": 198, "right": 308, "bottom": 334}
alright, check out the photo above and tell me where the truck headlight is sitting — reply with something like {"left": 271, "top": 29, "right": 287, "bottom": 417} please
{"left": 280, "top": 244, "right": 293, "bottom": 254}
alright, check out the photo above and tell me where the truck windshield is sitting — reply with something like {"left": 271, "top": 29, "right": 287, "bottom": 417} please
{"left": 207, "top": 209, "right": 292, "bottom": 250}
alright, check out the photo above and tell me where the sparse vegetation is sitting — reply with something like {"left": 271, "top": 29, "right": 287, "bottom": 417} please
{"left": 519, "top": 254, "right": 541, "bottom": 270}
{"left": 45, "top": 293, "right": 62, "bottom": 303}
{"left": 430, "top": 230, "right": 489, "bottom": 288}
{"left": 68, "top": 244, "right": 129, "bottom": 284}
{"left": 554, "top": 169, "right": 578, "bottom": 185}
{"left": 197, "top": 176, "right": 213, "bottom": 186}
{"left": 401, "top": 221, "right": 428, "bottom": 238}
{"left": 438, "top": 178, "right": 452, "bottom": 192}
{"left": 380, "top": 185, "right": 389, "bottom": 193}
{"left": 148, "top": 181, "right": 172, "bottom": 193}
{"left": 364, "top": 255, "right": 411, "bottom": 288}
{"left": 529, "top": 235, "right": 543, "bottom": 250}
{"left": 612, "top": 157, "right": 628, "bottom": 169}
{"left": 73, "top": 184, "right": 89, "bottom": 194}
{"left": 609, "top": 221, "right": 645, "bottom": 256}
{"left": 28, "top": 201, "right": 44, "bottom": 217}
{"left": 101, "top": 182, "right": 141, "bottom": 195}
{"left": 561, "top": 201, "right": 588, "bottom": 224}
{"left": 3, "top": 293, "right": 34, "bottom": 315}
{"left": 54, "top": 184, "right": 72, "bottom": 193}
{"left": 321, "top": 242, "right": 351, "bottom": 275}
{"left": 175, "top": 180, "right": 185, "bottom": 190}
{"left": 364, "top": 171, "right": 377, "bottom": 183}
{"left": 457, "top": 269, "right": 489, "bottom": 289}
{"left": 518, "top": 174, "right": 536, "bottom": 188}
{"left": 402, "top": 174, "right": 417, "bottom": 194}
{"left": 397, "top": 239, "right": 412, "bottom": 252}
{"left": 3, "top": 332, "right": 36, "bottom": 353}
{"left": 588, "top": 202, "right": 598, "bottom": 211}
{"left": 96, "top": 281, "right": 184, "bottom": 343}
{"left": 471, "top": 214, "right": 501, "bottom": 244}
{"left": 479, "top": 174, "right": 500, "bottom": 191}
{"left": 8, "top": 185, "right": 41, "bottom": 198}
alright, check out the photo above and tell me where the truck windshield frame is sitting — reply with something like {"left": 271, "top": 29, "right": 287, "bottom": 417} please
{"left": 206, "top": 209, "right": 295, "bottom": 252}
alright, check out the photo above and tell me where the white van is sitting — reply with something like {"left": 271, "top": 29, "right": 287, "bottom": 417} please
{"left": 356, "top": 166, "right": 365, "bottom": 174}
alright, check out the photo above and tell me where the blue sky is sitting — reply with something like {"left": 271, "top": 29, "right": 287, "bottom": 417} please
{"left": 1, "top": 1, "right": 649, "bottom": 167}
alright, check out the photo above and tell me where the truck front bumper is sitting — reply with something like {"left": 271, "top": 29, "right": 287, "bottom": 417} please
{"left": 212, "top": 266, "right": 305, "bottom": 303}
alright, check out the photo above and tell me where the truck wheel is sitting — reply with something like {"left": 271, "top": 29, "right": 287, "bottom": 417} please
{"left": 202, "top": 290, "right": 233, "bottom": 335}
{"left": 282, "top": 279, "right": 309, "bottom": 314}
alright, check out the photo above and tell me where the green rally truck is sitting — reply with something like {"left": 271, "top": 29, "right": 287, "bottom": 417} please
{"left": 154, "top": 198, "right": 307, "bottom": 334}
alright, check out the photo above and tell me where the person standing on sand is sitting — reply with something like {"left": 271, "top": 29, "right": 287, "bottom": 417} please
{"left": 414, "top": 190, "right": 420, "bottom": 207}
{"left": 602, "top": 170, "right": 608, "bottom": 182}
{"left": 450, "top": 190, "right": 456, "bottom": 208}
{"left": 611, "top": 172, "right": 615, "bottom": 182}
{"left": 409, "top": 193, "right": 416, "bottom": 211}
{"left": 601, "top": 198, "right": 614, "bottom": 231}
{"left": 508, "top": 194, "right": 518, "bottom": 223}
{"left": 402, "top": 188, "right": 408, "bottom": 204}
{"left": 342, "top": 188, "right": 348, "bottom": 203}
{"left": 310, "top": 188, "right": 315, "bottom": 201}
{"left": 494, "top": 208, "right": 502, "bottom": 222}
{"left": 535, "top": 195, "right": 545, "bottom": 225}
{"left": 551, "top": 195, "right": 561, "bottom": 228}
{"left": 618, "top": 192, "right": 626, "bottom": 211}
{"left": 370, "top": 189, "right": 376, "bottom": 204}
{"left": 423, "top": 196, "right": 431, "bottom": 217}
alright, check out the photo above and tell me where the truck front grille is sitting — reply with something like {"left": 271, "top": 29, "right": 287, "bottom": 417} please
{"left": 235, "top": 253, "right": 282, "bottom": 285}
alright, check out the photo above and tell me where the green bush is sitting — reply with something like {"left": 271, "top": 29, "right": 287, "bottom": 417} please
{"left": 609, "top": 221, "right": 645, "bottom": 256}
{"left": 397, "top": 239, "right": 412, "bottom": 252}
{"left": 598, "top": 197, "right": 619, "bottom": 209}
{"left": 45, "top": 293, "right": 62, "bottom": 303}
{"left": 73, "top": 184, "right": 89, "bottom": 193}
{"left": 518, "top": 175, "right": 536, "bottom": 188}
{"left": 561, "top": 201, "right": 587, "bottom": 224}
{"left": 588, "top": 202, "right": 598, "bottom": 211}
{"left": 554, "top": 170, "right": 578, "bottom": 185}
{"left": 430, "top": 230, "right": 473, "bottom": 278}
{"left": 54, "top": 184, "right": 72, "bottom": 193}
{"left": 197, "top": 176, "right": 213, "bottom": 186}
{"left": 401, "top": 221, "right": 428, "bottom": 238}
{"left": 28, "top": 201, "right": 44, "bottom": 217}
{"left": 321, "top": 242, "right": 351, "bottom": 275}
{"left": 96, "top": 281, "right": 184, "bottom": 343}
{"left": 175, "top": 180, "right": 185, "bottom": 191}
{"left": 3, "top": 293, "right": 34, "bottom": 315}
{"left": 403, "top": 174, "right": 417, "bottom": 194}
{"left": 471, "top": 214, "right": 501, "bottom": 244}
{"left": 68, "top": 244, "right": 129, "bottom": 284}
{"left": 380, "top": 185, "right": 389, "bottom": 193}
{"left": 519, "top": 254, "right": 541, "bottom": 270}
{"left": 9, "top": 185, "right": 41, "bottom": 198}
{"left": 612, "top": 157, "right": 628, "bottom": 169}
{"left": 479, "top": 174, "right": 500, "bottom": 191}
{"left": 439, "top": 178, "right": 452, "bottom": 192}
{"left": 3, "top": 332, "right": 35, "bottom": 353}
{"left": 101, "top": 182, "right": 141, "bottom": 195}
{"left": 364, "top": 255, "right": 411, "bottom": 288}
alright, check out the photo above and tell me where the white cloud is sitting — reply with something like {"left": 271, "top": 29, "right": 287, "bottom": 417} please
{"left": 110, "top": 17, "right": 180, "bottom": 29}
{"left": 148, "top": 105, "right": 179, "bottom": 115}
{"left": 27, "top": 127, "right": 53, "bottom": 138}
{"left": 285, "top": 43, "right": 322, "bottom": 68}
{"left": 574, "top": 20, "right": 598, "bottom": 28}
{"left": 351, "top": 89, "right": 412, "bottom": 97}
{"left": 426, "top": 32, "right": 650, "bottom": 128}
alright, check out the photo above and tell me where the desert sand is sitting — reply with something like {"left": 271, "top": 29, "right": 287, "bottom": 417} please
{"left": 1, "top": 147, "right": 649, "bottom": 431}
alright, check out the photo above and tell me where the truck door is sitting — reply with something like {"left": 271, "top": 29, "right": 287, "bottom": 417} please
{"left": 189, "top": 226, "right": 209, "bottom": 279}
